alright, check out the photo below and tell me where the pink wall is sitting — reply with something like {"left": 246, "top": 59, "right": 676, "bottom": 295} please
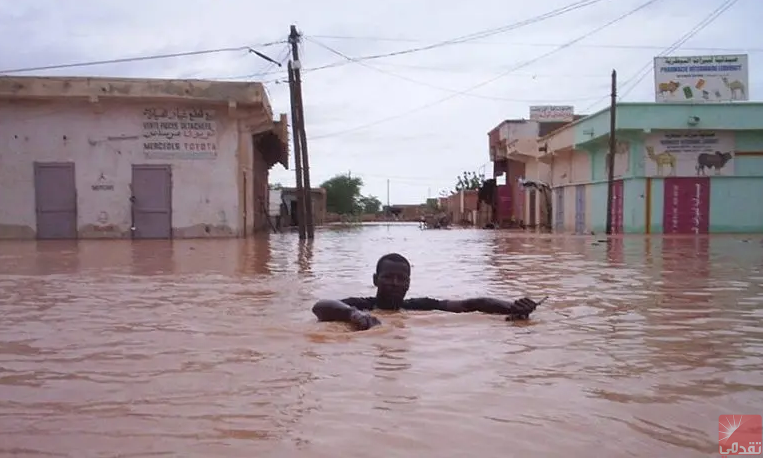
{"left": 550, "top": 150, "right": 591, "bottom": 186}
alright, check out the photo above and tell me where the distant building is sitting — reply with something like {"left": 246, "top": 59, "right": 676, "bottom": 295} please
{"left": 0, "top": 75, "right": 288, "bottom": 239}
{"left": 276, "top": 187, "right": 327, "bottom": 228}
{"left": 488, "top": 116, "right": 584, "bottom": 228}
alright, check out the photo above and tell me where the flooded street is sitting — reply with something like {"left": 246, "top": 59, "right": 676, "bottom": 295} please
{"left": 1, "top": 224, "right": 762, "bottom": 457}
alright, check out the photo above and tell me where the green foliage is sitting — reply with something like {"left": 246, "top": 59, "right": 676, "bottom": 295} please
{"left": 455, "top": 171, "right": 485, "bottom": 191}
{"left": 359, "top": 195, "right": 382, "bottom": 214}
{"left": 320, "top": 173, "right": 365, "bottom": 215}
{"left": 269, "top": 182, "right": 283, "bottom": 190}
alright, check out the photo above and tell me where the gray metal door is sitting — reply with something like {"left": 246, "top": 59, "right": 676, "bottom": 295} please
{"left": 131, "top": 165, "right": 172, "bottom": 239}
{"left": 34, "top": 162, "right": 77, "bottom": 239}
{"left": 575, "top": 184, "right": 586, "bottom": 234}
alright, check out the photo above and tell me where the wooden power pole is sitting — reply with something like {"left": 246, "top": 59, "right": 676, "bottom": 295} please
{"left": 605, "top": 69, "right": 617, "bottom": 235}
{"left": 287, "top": 60, "right": 307, "bottom": 240}
{"left": 289, "top": 25, "right": 315, "bottom": 239}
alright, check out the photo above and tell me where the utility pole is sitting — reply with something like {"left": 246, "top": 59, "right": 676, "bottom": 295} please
{"left": 605, "top": 69, "right": 617, "bottom": 235}
{"left": 289, "top": 24, "right": 315, "bottom": 239}
{"left": 387, "top": 179, "right": 390, "bottom": 208}
{"left": 287, "top": 60, "right": 306, "bottom": 240}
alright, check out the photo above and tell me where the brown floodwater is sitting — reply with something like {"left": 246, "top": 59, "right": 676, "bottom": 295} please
{"left": 0, "top": 224, "right": 762, "bottom": 457}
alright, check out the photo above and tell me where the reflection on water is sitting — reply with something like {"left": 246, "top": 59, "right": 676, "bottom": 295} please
{"left": 1, "top": 225, "right": 762, "bottom": 457}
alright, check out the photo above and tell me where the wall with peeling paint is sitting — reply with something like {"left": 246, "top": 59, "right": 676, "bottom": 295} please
{"left": 0, "top": 99, "right": 265, "bottom": 239}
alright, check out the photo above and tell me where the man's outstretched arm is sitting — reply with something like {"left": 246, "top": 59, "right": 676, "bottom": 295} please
{"left": 406, "top": 297, "right": 539, "bottom": 319}
{"left": 312, "top": 299, "right": 381, "bottom": 330}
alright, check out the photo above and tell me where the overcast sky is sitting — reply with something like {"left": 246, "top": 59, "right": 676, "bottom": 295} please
{"left": 1, "top": 0, "right": 759, "bottom": 204}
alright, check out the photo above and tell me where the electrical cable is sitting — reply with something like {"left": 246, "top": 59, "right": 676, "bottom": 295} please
{"left": 214, "top": 0, "right": 607, "bottom": 81}
{"left": 299, "top": 0, "right": 608, "bottom": 74}
{"left": 580, "top": 0, "right": 739, "bottom": 112}
{"left": 305, "top": 37, "right": 605, "bottom": 103}
{"left": 617, "top": 0, "right": 739, "bottom": 100}
{"left": 308, "top": 0, "right": 661, "bottom": 141}
{"left": 0, "top": 40, "right": 285, "bottom": 74}
{"left": 308, "top": 35, "right": 762, "bottom": 54}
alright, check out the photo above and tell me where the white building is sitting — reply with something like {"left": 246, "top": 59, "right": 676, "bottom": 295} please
{"left": 0, "top": 76, "right": 288, "bottom": 239}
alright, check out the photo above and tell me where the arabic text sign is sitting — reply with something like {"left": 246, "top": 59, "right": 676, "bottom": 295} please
{"left": 662, "top": 177, "right": 710, "bottom": 235}
{"left": 643, "top": 130, "right": 735, "bottom": 177}
{"left": 718, "top": 414, "right": 762, "bottom": 456}
{"left": 654, "top": 54, "right": 749, "bottom": 102}
{"left": 142, "top": 107, "right": 218, "bottom": 159}
{"left": 529, "top": 105, "right": 574, "bottom": 122}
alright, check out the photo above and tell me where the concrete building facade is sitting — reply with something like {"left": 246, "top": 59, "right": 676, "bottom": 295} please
{"left": 0, "top": 76, "right": 288, "bottom": 239}
{"left": 539, "top": 102, "right": 763, "bottom": 234}
{"left": 488, "top": 116, "right": 584, "bottom": 228}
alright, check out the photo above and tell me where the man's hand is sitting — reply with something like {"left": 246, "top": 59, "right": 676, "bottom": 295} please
{"left": 349, "top": 309, "right": 382, "bottom": 331}
{"left": 505, "top": 297, "right": 539, "bottom": 321}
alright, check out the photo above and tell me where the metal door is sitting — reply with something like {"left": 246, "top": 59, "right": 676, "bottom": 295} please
{"left": 554, "top": 188, "right": 564, "bottom": 232}
{"left": 34, "top": 162, "right": 77, "bottom": 239}
{"left": 575, "top": 184, "right": 586, "bottom": 234}
{"left": 131, "top": 165, "right": 172, "bottom": 239}
{"left": 528, "top": 190, "right": 537, "bottom": 227}
{"left": 662, "top": 177, "right": 710, "bottom": 234}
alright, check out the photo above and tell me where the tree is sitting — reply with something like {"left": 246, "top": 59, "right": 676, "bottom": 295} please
{"left": 320, "top": 173, "right": 364, "bottom": 215}
{"left": 269, "top": 182, "right": 283, "bottom": 190}
{"left": 358, "top": 195, "right": 382, "bottom": 214}
{"left": 454, "top": 171, "right": 485, "bottom": 191}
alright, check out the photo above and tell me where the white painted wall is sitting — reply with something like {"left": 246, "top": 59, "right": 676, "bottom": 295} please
{"left": 0, "top": 99, "right": 243, "bottom": 238}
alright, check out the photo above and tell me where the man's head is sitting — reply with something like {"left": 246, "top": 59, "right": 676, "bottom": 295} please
{"left": 373, "top": 253, "right": 411, "bottom": 307}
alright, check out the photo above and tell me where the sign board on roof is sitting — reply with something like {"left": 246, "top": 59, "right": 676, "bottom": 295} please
{"left": 653, "top": 54, "right": 749, "bottom": 103}
{"left": 529, "top": 105, "right": 574, "bottom": 122}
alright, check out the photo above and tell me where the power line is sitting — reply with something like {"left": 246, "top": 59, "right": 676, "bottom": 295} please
{"left": 299, "top": 0, "right": 607, "bottom": 74}
{"left": 618, "top": 0, "right": 739, "bottom": 100}
{"left": 305, "top": 37, "right": 605, "bottom": 103}
{"left": 308, "top": 0, "right": 662, "bottom": 141}
{"left": 215, "top": 40, "right": 763, "bottom": 81}
{"left": 580, "top": 0, "right": 739, "bottom": 112}
{"left": 310, "top": 35, "right": 762, "bottom": 54}
{"left": 213, "top": 0, "right": 606, "bottom": 81}
{"left": 0, "top": 40, "right": 285, "bottom": 74}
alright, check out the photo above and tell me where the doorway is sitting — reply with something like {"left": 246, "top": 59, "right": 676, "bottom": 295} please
{"left": 34, "top": 162, "right": 77, "bottom": 239}
{"left": 131, "top": 165, "right": 172, "bottom": 239}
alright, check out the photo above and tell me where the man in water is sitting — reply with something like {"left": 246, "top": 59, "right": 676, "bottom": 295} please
{"left": 312, "top": 253, "right": 541, "bottom": 330}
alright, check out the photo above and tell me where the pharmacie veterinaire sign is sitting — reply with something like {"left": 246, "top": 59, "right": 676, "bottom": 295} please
{"left": 654, "top": 54, "right": 748, "bottom": 103}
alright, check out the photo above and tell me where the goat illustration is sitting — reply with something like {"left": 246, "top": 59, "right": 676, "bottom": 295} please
{"left": 696, "top": 151, "right": 733, "bottom": 175}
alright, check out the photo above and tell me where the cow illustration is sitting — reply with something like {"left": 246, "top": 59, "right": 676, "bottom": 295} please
{"left": 696, "top": 151, "right": 733, "bottom": 175}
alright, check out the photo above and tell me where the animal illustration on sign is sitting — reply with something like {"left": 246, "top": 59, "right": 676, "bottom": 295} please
{"left": 657, "top": 81, "right": 681, "bottom": 97}
{"left": 646, "top": 146, "right": 676, "bottom": 176}
{"left": 696, "top": 151, "right": 733, "bottom": 175}
{"left": 721, "top": 77, "right": 746, "bottom": 100}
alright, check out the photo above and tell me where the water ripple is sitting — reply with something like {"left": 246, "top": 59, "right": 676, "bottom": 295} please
{"left": 0, "top": 226, "right": 761, "bottom": 456}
